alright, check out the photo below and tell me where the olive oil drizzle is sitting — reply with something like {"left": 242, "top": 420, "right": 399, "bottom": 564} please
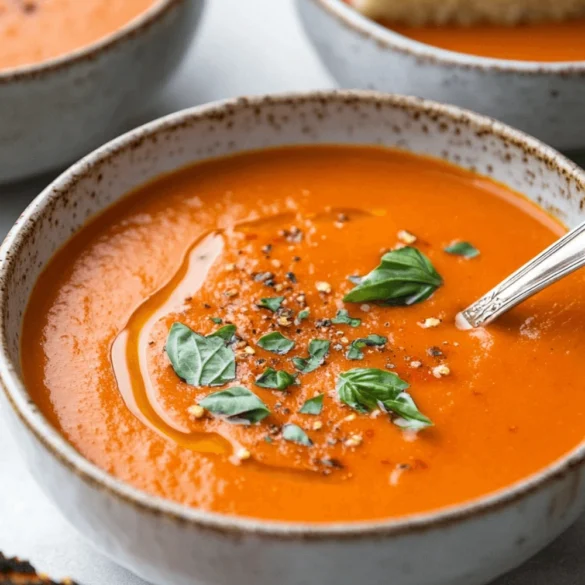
{"left": 111, "top": 230, "right": 230, "bottom": 454}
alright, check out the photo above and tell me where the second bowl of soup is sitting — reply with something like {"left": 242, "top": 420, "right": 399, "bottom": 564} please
{"left": 297, "top": 0, "right": 585, "bottom": 150}
{"left": 0, "top": 0, "right": 204, "bottom": 183}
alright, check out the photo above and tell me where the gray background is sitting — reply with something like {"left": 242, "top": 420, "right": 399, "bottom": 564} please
{"left": 0, "top": 1, "right": 584, "bottom": 583}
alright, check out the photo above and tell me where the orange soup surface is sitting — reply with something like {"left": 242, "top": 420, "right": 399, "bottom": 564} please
{"left": 388, "top": 19, "right": 585, "bottom": 61}
{"left": 21, "top": 146, "right": 585, "bottom": 523}
{"left": 0, "top": 0, "right": 156, "bottom": 70}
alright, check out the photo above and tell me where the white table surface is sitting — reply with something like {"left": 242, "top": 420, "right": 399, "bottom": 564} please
{"left": 1, "top": 1, "right": 584, "bottom": 583}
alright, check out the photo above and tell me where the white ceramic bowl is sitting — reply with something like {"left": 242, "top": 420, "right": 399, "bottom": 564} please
{"left": 0, "top": 0, "right": 205, "bottom": 184}
{"left": 296, "top": 0, "right": 585, "bottom": 151}
{"left": 1, "top": 91, "right": 585, "bottom": 585}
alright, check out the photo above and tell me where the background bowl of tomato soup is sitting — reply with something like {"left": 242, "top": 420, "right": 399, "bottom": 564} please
{"left": 0, "top": 0, "right": 204, "bottom": 184}
{"left": 296, "top": 0, "right": 585, "bottom": 151}
{"left": 2, "top": 90, "right": 585, "bottom": 585}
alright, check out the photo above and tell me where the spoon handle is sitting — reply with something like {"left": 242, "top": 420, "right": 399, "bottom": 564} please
{"left": 458, "top": 221, "right": 585, "bottom": 329}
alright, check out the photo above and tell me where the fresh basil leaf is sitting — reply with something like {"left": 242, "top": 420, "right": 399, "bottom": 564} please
{"left": 282, "top": 423, "right": 313, "bottom": 446}
{"left": 346, "top": 334, "right": 387, "bottom": 360}
{"left": 385, "top": 393, "right": 433, "bottom": 431}
{"left": 255, "top": 367, "right": 296, "bottom": 391}
{"left": 337, "top": 368, "right": 431, "bottom": 429}
{"left": 166, "top": 322, "right": 236, "bottom": 387}
{"left": 337, "top": 368, "right": 409, "bottom": 413}
{"left": 257, "top": 332, "right": 295, "bottom": 354}
{"left": 293, "top": 339, "right": 330, "bottom": 373}
{"left": 210, "top": 317, "right": 223, "bottom": 324}
{"left": 199, "top": 386, "right": 269, "bottom": 424}
{"left": 207, "top": 324, "right": 236, "bottom": 342}
{"left": 258, "top": 296, "right": 284, "bottom": 312}
{"left": 347, "top": 344, "right": 363, "bottom": 360}
{"left": 299, "top": 394, "right": 324, "bottom": 415}
{"left": 295, "top": 308, "right": 310, "bottom": 324}
{"left": 331, "top": 309, "right": 361, "bottom": 327}
{"left": 444, "top": 241, "right": 480, "bottom": 259}
{"left": 343, "top": 247, "right": 442, "bottom": 306}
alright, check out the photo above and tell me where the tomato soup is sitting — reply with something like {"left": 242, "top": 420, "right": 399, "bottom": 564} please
{"left": 0, "top": 0, "right": 156, "bottom": 70}
{"left": 21, "top": 146, "right": 585, "bottom": 523}
{"left": 346, "top": 0, "right": 585, "bottom": 61}
{"left": 388, "top": 20, "right": 585, "bottom": 61}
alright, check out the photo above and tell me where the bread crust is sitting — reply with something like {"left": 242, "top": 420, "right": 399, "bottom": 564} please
{"left": 353, "top": 0, "right": 585, "bottom": 25}
{"left": 0, "top": 552, "right": 79, "bottom": 585}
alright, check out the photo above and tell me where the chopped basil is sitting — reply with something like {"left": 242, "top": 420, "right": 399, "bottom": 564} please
{"left": 210, "top": 317, "right": 223, "bottom": 324}
{"left": 346, "top": 334, "right": 387, "bottom": 360}
{"left": 282, "top": 423, "right": 313, "bottom": 446}
{"left": 255, "top": 367, "right": 296, "bottom": 391}
{"left": 166, "top": 322, "right": 236, "bottom": 387}
{"left": 293, "top": 339, "right": 330, "bottom": 373}
{"left": 299, "top": 394, "right": 324, "bottom": 415}
{"left": 258, "top": 296, "right": 284, "bottom": 312}
{"left": 257, "top": 332, "right": 295, "bottom": 354}
{"left": 337, "top": 368, "right": 432, "bottom": 429}
{"left": 331, "top": 309, "right": 361, "bottom": 328}
{"left": 337, "top": 367, "right": 407, "bottom": 413}
{"left": 207, "top": 324, "right": 237, "bottom": 343}
{"left": 390, "top": 393, "right": 434, "bottom": 431}
{"left": 343, "top": 247, "right": 442, "bottom": 306}
{"left": 444, "top": 241, "right": 480, "bottom": 259}
{"left": 295, "top": 308, "right": 310, "bottom": 324}
{"left": 199, "top": 386, "right": 269, "bottom": 424}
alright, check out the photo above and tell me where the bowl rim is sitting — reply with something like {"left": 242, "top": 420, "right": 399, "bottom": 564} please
{"left": 2, "top": 89, "right": 585, "bottom": 539}
{"left": 0, "top": 0, "right": 185, "bottom": 83}
{"left": 304, "top": 0, "right": 585, "bottom": 72}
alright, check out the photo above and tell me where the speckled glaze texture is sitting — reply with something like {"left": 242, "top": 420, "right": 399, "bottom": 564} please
{"left": 296, "top": 0, "right": 585, "bottom": 151}
{"left": 2, "top": 91, "right": 585, "bottom": 585}
{"left": 0, "top": 0, "right": 204, "bottom": 184}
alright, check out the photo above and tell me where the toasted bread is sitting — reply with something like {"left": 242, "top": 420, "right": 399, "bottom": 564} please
{"left": 353, "top": 0, "right": 585, "bottom": 25}
{"left": 0, "top": 552, "right": 79, "bottom": 585}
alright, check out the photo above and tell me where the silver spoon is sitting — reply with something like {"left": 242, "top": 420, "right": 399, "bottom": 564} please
{"left": 456, "top": 221, "right": 585, "bottom": 329}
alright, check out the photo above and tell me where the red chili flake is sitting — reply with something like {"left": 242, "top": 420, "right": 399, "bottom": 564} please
{"left": 21, "top": 1, "right": 37, "bottom": 13}
{"left": 412, "top": 459, "right": 428, "bottom": 470}
{"left": 320, "top": 457, "right": 344, "bottom": 469}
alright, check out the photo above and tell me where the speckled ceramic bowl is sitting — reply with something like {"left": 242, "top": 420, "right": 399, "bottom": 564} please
{"left": 0, "top": 0, "right": 205, "bottom": 184}
{"left": 296, "top": 0, "right": 585, "bottom": 151}
{"left": 1, "top": 91, "right": 585, "bottom": 585}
